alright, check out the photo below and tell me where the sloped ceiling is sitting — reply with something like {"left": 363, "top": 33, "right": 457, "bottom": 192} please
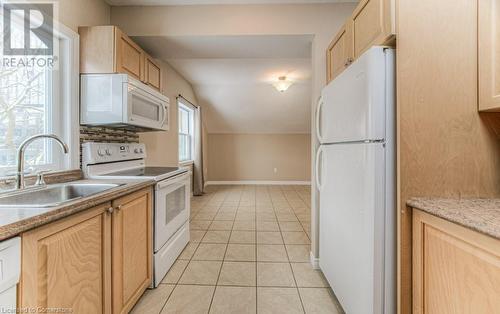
{"left": 134, "top": 35, "right": 313, "bottom": 134}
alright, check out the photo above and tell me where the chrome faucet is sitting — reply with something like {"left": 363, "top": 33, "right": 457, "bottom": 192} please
{"left": 15, "top": 134, "right": 69, "bottom": 190}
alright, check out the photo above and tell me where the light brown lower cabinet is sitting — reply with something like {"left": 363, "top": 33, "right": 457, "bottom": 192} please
{"left": 412, "top": 209, "right": 500, "bottom": 313}
{"left": 112, "top": 189, "right": 152, "bottom": 314}
{"left": 18, "top": 187, "right": 152, "bottom": 314}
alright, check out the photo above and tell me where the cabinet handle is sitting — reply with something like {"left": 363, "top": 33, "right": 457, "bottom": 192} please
{"left": 107, "top": 207, "right": 114, "bottom": 214}
{"left": 116, "top": 205, "right": 122, "bottom": 211}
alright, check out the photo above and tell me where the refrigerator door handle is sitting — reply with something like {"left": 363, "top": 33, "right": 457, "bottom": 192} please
{"left": 315, "top": 97, "right": 324, "bottom": 142}
{"left": 315, "top": 146, "right": 324, "bottom": 190}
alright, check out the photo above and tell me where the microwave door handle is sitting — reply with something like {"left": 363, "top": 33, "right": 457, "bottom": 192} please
{"left": 160, "top": 104, "right": 168, "bottom": 127}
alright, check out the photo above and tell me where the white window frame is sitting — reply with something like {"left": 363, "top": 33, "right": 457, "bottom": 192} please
{"left": 0, "top": 13, "right": 80, "bottom": 177}
{"left": 178, "top": 101, "right": 195, "bottom": 164}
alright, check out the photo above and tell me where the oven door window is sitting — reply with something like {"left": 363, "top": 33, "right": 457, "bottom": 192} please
{"left": 165, "top": 185, "right": 186, "bottom": 224}
{"left": 154, "top": 177, "right": 190, "bottom": 252}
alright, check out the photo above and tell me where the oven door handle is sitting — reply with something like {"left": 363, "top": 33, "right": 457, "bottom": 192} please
{"left": 156, "top": 174, "right": 189, "bottom": 190}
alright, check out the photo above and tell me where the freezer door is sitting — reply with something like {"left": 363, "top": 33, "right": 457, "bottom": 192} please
{"left": 317, "top": 47, "right": 393, "bottom": 144}
{"left": 318, "top": 142, "right": 386, "bottom": 314}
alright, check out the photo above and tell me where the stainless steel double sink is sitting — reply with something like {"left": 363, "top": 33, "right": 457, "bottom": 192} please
{"left": 0, "top": 183, "right": 123, "bottom": 208}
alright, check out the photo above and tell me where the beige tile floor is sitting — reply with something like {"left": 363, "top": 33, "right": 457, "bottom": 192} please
{"left": 131, "top": 185, "right": 343, "bottom": 314}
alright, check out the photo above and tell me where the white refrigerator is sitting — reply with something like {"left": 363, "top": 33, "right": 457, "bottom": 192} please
{"left": 315, "top": 46, "right": 395, "bottom": 314}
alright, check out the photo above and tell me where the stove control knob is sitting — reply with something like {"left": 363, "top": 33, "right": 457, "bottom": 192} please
{"left": 97, "top": 148, "right": 106, "bottom": 157}
{"left": 105, "top": 148, "right": 112, "bottom": 156}
{"left": 134, "top": 148, "right": 140, "bottom": 154}
{"left": 139, "top": 148, "right": 144, "bottom": 153}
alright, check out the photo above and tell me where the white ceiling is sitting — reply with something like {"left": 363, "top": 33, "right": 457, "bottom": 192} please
{"left": 134, "top": 35, "right": 313, "bottom": 134}
{"left": 107, "top": 0, "right": 355, "bottom": 6}
{"left": 134, "top": 35, "right": 312, "bottom": 59}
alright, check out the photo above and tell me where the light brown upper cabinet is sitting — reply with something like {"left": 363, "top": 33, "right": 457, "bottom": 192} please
{"left": 115, "top": 27, "right": 144, "bottom": 81}
{"left": 327, "top": 21, "right": 354, "bottom": 82}
{"left": 413, "top": 209, "right": 500, "bottom": 313}
{"left": 352, "top": 0, "right": 395, "bottom": 58}
{"left": 111, "top": 188, "right": 152, "bottom": 314}
{"left": 144, "top": 54, "right": 162, "bottom": 91}
{"left": 326, "top": 0, "right": 395, "bottom": 82}
{"left": 79, "top": 26, "right": 162, "bottom": 92}
{"left": 478, "top": 0, "right": 500, "bottom": 111}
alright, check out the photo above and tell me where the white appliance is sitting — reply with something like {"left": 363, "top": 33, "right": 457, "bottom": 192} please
{"left": 81, "top": 74, "right": 170, "bottom": 131}
{"left": 315, "top": 46, "right": 395, "bottom": 314}
{"left": 0, "top": 237, "right": 20, "bottom": 312}
{"left": 82, "top": 142, "right": 190, "bottom": 288}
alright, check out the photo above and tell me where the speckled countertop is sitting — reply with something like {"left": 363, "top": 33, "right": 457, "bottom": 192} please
{"left": 407, "top": 198, "right": 500, "bottom": 240}
{"left": 0, "top": 178, "right": 155, "bottom": 241}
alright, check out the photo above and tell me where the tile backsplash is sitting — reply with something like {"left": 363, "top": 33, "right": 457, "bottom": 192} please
{"left": 79, "top": 126, "right": 140, "bottom": 167}
{"left": 80, "top": 126, "right": 140, "bottom": 144}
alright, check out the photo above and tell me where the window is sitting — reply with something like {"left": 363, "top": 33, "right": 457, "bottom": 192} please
{"left": 178, "top": 101, "right": 194, "bottom": 163}
{"left": 0, "top": 11, "right": 79, "bottom": 176}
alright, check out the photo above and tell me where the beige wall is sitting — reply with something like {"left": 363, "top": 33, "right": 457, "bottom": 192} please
{"left": 58, "top": 0, "right": 110, "bottom": 31}
{"left": 139, "top": 61, "right": 203, "bottom": 168}
{"left": 207, "top": 133, "right": 311, "bottom": 182}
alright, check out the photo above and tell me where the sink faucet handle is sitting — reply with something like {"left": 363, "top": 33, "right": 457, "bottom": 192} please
{"left": 35, "top": 170, "right": 50, "bottom": 186}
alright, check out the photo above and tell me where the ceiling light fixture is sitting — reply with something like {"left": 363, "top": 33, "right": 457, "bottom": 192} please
{"left": 273, "top": 76, "right": 293, "bottom": 92}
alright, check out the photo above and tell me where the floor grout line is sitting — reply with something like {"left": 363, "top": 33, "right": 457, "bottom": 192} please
{"left": 274, "top": 185, "right": 307, "bottom": 314}
{"left": 207, "top": 186, "right": 242, "bottom": 313}
{"left": 150, "top": 184, "right": 315, "bottom": 314}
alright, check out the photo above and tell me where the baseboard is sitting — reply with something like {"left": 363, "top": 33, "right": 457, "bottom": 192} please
{"left": 205, "top": 180, "right": 311, "bottom": 186}
{"left": 310, "top": 251, "right": 320, "bottom": 269}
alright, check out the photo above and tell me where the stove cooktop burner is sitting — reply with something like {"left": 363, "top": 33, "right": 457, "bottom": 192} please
{"left": 101, "top": 167, "right": 183, "bottom": 177}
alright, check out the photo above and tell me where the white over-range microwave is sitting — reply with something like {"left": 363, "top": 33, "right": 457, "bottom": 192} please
{"left": 80, "top": 73, "right": 169, "bottom": 131}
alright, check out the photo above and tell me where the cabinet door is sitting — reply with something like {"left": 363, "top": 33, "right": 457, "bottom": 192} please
{"left": 112, "top": 188, "right": 152, "bottom": 314}
{"left": 413, "top": 210, "right": 500, "bottom": 313}
{"left": 327, "top": 22, "right": 353, "bottom": 82}
{"left": 20, "top": 203, "right": 112, "bottom": 313}
{"left": 115, "top": 28, "right": 144, "bottom": 81}
{"left": 352, "top": 0, "right": 394, "bottom": 58}
{"left": 145, "top": 55, "right": 162, "bottom": 91}
{"left": 478, "top": 0, "right": 500, "bottom": 111}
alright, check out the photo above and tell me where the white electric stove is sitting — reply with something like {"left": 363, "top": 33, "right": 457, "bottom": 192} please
{"left": 82, "top": 142, "right": 190, "bottom": 288}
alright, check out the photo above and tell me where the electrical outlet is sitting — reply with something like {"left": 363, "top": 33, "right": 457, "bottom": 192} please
{"left": 273, "top": 168, "right": 278, "bottom": 173}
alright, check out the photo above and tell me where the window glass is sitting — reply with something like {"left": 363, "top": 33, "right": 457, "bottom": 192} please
{"left": 0, "top": 11, "right": 77, "bottom": 177}
{"left": 178, "top": 102, "right": 194, "bottom": 162}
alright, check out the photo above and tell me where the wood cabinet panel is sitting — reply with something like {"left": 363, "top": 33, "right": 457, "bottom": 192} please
{"left": 352, "top": 0, "right": 383, "bottom": 58}
{"left": 145, "top": 55, "right": 162, "bottom": 91}
{"left": 115, "top": 28, "right": 144, "bottom": 81}
{"left": 327, "top": 22, "right": 353, "bottom": 83}
{"left": 413, "top": 210, "right": 500, "bottom": 313}
{"left": 112, "top": 188, "right": 152, "bottom": 314}
{"left": 79, "top": 26, "right": 163, "bottom": 91}
{"left": 20, "top": 203, "right": 112, "bottom": 313}
{"left": 326, "top": 0, "right": 394, "bottom": 80}
{"left": 79, "top": 26, "right": 115, "bottom": 74}
{"left": 478, "top": 0, "right": 500, "bottom": 111}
